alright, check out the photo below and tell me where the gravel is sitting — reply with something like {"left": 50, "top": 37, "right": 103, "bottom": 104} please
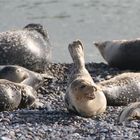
{"left": 0, "top": 62, "right": 139, "bottom": 140}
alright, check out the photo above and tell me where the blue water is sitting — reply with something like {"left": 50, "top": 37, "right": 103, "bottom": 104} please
{"left": 0, "top": 0, "right": 140, "bottom": 63}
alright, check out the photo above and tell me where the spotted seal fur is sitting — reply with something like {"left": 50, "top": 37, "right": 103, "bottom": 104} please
{"left": 0, "top": 65, "right": 52, "bottom": 89}
{"left": 99, "top": 72, "right": 140, "bottom": 106}
{"left": 0, "top": 23, "right": 51, "bottom": 72}
{"left": 0, "top": 79, "right": 37, "bottom": 111}
{"left": 65, "top": 40, "right": 107, "bottom": 117}
{"left": 118, "top": 102, "right": 140, "bottom": 123}
{"left": 94, "top": 39, "right": 140, "bottom": 70}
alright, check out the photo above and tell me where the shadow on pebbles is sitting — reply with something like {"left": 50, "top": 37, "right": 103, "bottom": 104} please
{"left": 0, "top": 63, "right": 139, "bottom": 140}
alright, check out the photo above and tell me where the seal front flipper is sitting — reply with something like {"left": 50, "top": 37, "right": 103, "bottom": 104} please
{"left": 118, "top": 102, "right": 140, "bottom": 123}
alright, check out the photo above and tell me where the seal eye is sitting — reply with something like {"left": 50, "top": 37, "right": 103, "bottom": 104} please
{"left": 93, "top": 86, "right": 97, "bottom": 92}
{"left": 16, "top": 69, "right": 21, "bottom": 73}
{"left": 80, "top": 85, "right": 86, "bottom": 89}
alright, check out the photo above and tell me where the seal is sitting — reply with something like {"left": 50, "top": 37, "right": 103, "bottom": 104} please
{"left": 0, "top": 23, "right": 51, "bottom": 72}
{"left": 0, "top": 65, "right": 48, "bottom": 89}
{"left": 65, "top": 40, "right": 107, "bottom": 117}
{"left": 94, "top": 39, "right": 140, "bottom": 70}
{"left": 118, "top": 102, "right": 140, "bottom": 123}
{"left": 99, "top": 72, "right": 140, "bottom": 106}
{"left": 0, "top": 79, "right": 37, "bottom": 111}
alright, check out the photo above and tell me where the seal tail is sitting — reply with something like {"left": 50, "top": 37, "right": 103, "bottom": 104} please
{"left": 68, "top": 40, "right": 85, "bottom": 69}
{"left": 118, "top": 102, "right": 140, "bottom": 123}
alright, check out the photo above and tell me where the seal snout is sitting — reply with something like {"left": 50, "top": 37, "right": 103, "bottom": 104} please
{"left": 81, "top": 85, "right": 96, "bottom": 100}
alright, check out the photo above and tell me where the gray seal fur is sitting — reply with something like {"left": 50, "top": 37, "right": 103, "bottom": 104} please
{"left": 0, "top": 79, "right": 37, "bottom": 111}
{"left": 0, "top": 23, "right": 51, "bottom": 72}
{"left": 118, "top": 102, "right": 140, "bottom": 123}
{"left": 94, "top": 39, "right": 140, "bottom": 70}
{"left": 0, "top": 65, "right": 47, "bottom": 89}
{"left": 99, "top": 72, "right": 140, "bottom": 106}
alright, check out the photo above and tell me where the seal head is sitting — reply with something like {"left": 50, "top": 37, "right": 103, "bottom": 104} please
{"left": 24, "top": 23, "right": 49, "bottom": 41}
{"left": 0, "top": 65, "right": 45, "bottom": 89}
{"left": 94, "top": 39, "right": 140, "bottom": 70}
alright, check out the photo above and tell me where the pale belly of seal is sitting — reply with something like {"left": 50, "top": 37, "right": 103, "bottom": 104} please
{"left": 99, "top": 72, "right": 140, "bottom": 106}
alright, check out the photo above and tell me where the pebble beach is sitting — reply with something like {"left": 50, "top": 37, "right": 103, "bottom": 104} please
{"left": 0, "top": 62, "right": 139, "bottom": 140}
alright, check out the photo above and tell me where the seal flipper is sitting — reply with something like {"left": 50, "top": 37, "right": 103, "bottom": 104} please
{"left": 118, "top": 102, "right": 140, "bottom": 123}
{"left": 18, "top": 85, "right": 37, "bottom": 108}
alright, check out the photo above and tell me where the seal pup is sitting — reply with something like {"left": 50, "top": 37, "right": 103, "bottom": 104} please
{"left": 94, "top": 39, "right": 140, "bottom": 70}
{"left": 0, "top": 23, "right": 51, "bottom": 72}
{"left": 65, "top": 40, "right": 107, "bottom": 117}
{"left": 0, "top": 79, "right": 37, "bottom": 111}
{"left": 118, "top": 102, "right": 140, "bottom": 123}
{"left": 0, "top": 65, "right": 50, "bottom": 89}
{"left": 98, "top": 72, "right": 140, "bottom": 106}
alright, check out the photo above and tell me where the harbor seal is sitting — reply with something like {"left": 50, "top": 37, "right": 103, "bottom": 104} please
{"left": 118, "top": 102, "right": 140, "bottom": 123}
{"left": 94, "top": 39, "right": 140, "bottom": 70}
{"left": 0, "top": 79, "right": 37, "bottom": 111}
{"left": 98, "top": 72, "right": 140, "bottom": 106}
{"left": 65, "top": 40, "right": 107, "bottom": 117}
{"left": 0, "top": 65, "right": 48, "bottom": 89}
{"left": 0, "top": 23, "right": 51, "bottom": 72}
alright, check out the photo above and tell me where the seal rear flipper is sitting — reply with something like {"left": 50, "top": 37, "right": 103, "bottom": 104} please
{"left": 68, "top": 40, "right": 85, "bottom": 69}
{"left": 41, "top": 73, "right": 54, "bottom": 79}
{"left": 118, "top": 102, "right": 140, "bottom": 123}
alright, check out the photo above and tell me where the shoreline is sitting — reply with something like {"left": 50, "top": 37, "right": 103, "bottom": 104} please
{"left": 0, "top": 62, "right": 139, "bottom": 140}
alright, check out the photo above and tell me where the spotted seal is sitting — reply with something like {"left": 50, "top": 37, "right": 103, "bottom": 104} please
{"left": 97, "top": 72, "right": 140, "bottom": 122}
{"left": 0, "top": 23, "right": 51, "bottom": 72}
{"left": 0, "top": 79, "right": 37, "bottom": 111}
{"left": 0, "top": 65, "right": 51, "bottom": 89}
{"left": 94, "top": 39, "right": 140, "bottom": 70}
{"left": 65, "top": 40, "right": 107, "bottom": 117}
{"left": 118, "top": 102, "right": 140, "bottom": 123}
{"left": 99, "top": 72, "right": 140, "bottom": 106}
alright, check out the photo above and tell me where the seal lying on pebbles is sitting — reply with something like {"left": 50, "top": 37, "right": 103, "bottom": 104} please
{"left": 65, "top": 40, "right": 107, "bottom": 117}
{"left": 0, "top": 23, "right": 51, "bottom": 72}
{"left": 94, "top": 39, "right": 140, "bottom": 70}
{"left": 0, "top": 79, "right": 37, "bottom": 111}
{"left": 0, "top": 65, "right": 49, "bottom": 89}
{"left": 118, "top": 102, "right": 140, "bottom": 123}
{"left": 98, "top": 72, "right": 140, "bottom": 106}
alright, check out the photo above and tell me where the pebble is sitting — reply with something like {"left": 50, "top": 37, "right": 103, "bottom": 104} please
{"left": 0, "top": 62, "right": 139, "bottom": 139}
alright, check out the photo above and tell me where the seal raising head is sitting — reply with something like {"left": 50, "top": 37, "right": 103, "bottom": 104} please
{"left": 94, "top": 39, "right": 140, "bottom": 70}
{"left": 65, "top": 40, "right": 107, "bottom": 117}
{"left": 0, "top": 23, "right": 51, "bottom": 72}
